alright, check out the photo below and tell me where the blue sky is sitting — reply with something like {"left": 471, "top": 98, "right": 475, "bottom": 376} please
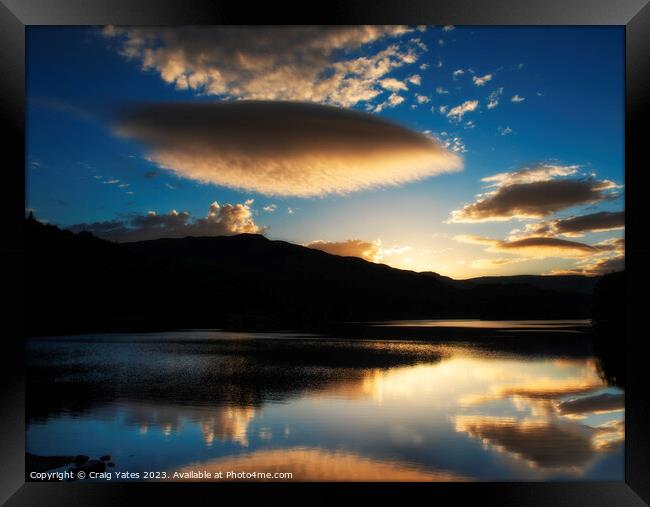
{"left": 26, "top": 26, "right": 624, "bottom": 278}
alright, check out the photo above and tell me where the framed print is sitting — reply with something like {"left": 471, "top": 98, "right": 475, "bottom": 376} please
{"left": 1, "top": 0, "right": 648, "bottom": 505}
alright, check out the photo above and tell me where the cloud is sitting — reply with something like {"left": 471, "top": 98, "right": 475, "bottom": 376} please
{"left": 68, "top": 201, "right": 262, "bottom": 242}
{"left": 481, "top": 165, "right": 580, "bottom": 187}
{"left": 487, "top": 87, "right": 503, "bottom": 109}
{"left": 373, "top": 94, "right": 406, "bottom": 112}
{"left": 498, "top": 126, "right": 513, "bottom": 136}
{"left": 447, "top": 100, "right": 479, "bottom": 121}
{"left": 453, "top": 69, "right": 464, "bottom": 79}
{"left": 442, "top": 25, "right": 455, "bottom": 32}
{"left": 518, "top": 211, "right": 624, "bottom": 238}
{"left": 454, "top": 235, "right": 500, "bottom": 246}
{"left": 436, "top": 86, "right": 449, "bottom": 94}
{"left": 450, "top": 165, "right": 619, "bottom": 222}
{"left": 262, "top": 204, "right": 277, "bottom": 212}
{"left": 424, "top": 131, "right": 467, "bottom": 153}
{"left": 455, "top": 235, "right": 621, "bottom": 259}
{"left": 492, "top": 237, "right": 602, "bottom": 258}
{"left": 379, "top": 78, "right": 408, "bottom": 91}
{"left": 305, "top": 239, "right": 411, "bottom": 264}
{"left": 557, "top": 393, "right": 624, "bottom": 416}
{"left": 548, "top": 253, "right": 624, "bottom": 276}
{"left": 471, "top": 257, "right": 527, "bottom": 269}
{"left": 407, "top": 74, "right": 422, "bottom": 86}
{"left": 415, "top": 94, "right": 430, "bottom": 104}
{"left": 455, "top": 415, "right": 597, "bottom": 471}
{"left": 472, "top": 73, "right": 493, "bottom": 86}
{"left": 103, "top": 26, "right": 425, "bottom": 108}
{"left": 306, "top": 239, "right": 383, "bottom": 262}
{"left": 511, "top": 94, "right": 525, "bottom": 103}
{"left": 116, "top": 101, "right": 462, "bottom": 197}
{"left": 459, "top": 227, "right": 624, "bottom": 272}
{"left": 386, "top": 92, "right": 405, "bottom": 107}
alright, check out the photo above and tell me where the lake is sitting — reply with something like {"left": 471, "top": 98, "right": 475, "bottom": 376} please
{"left": 26, "top": 321, "right": 624, "bottom": 481}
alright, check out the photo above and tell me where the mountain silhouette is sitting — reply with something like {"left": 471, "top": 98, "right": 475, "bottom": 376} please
{"left": 26, "top": 218, "right": 601, "bottom": 336}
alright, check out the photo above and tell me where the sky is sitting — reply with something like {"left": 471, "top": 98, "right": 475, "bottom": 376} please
{"left": 26, "top": 26, "right": 624, "bottom": 279}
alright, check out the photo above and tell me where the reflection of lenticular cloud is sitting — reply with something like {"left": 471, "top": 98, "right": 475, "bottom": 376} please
{"left": 591, "top": 419, "right": 625, "bottom": 451}
{"left": 458, "top": 376, "right": 604, "bottom": 413}
{"left": 172, "top": 447, "right": 471, "bottom": 481}
{"left": 557, "top": 392, "right": 624, "bottom": 416}
{"left": 454, "top": 416, "right": 596, "bottom": 472}
{"left": 116, "top": 101, "right": 462, "bottom": 197}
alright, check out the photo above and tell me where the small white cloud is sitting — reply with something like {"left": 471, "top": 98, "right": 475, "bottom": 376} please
{"left": 487, "top": 87, "right": 503, "bottom": 109}
{"left": 374, "top": 92, "right": 405, "bottom": 112}
{"left": 262, "top": 204, "right": 277, "bottom": 212}
{"left": 409, "top": 37, "right": 428, "bottom": 52}
{"left": 472, "top": 73, "right": 493, "bottom": 86}
{"left": 436, "top": 86, "right": 449, "bottom": 94}
{"left": 511, "top": 94, "right": 525, "bottom": 103}
{"left": 498, "top": 126, "right": 513, "bottom": 136}
{"left": 415, "top": 94, "right": 430, "bottom": 104}
{"left": 407, "top": 74, "right": 422, "bottom": 86}
{"left": 442, "top": 25, "right": 455, "bottom": 31}
{"left": 380, "top": 78, "right": 409, "bottom": 91}
{"left": 452, "top": 69, "right": 464, "bottom": 79}
{"left": 447, "top": 100, "right": 479, "bottom": 121}
{"left": 426, "top": 131, "right": 467, "bottom": 153}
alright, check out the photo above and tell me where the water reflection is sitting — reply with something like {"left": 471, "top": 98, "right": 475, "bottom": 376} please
{"left": 26, "top": 329, "right": 624, "bottom": 481}
{"left": 174, "top": 448, "right": 469, "bottom": 481}
{"left": 454, "top": 416, "right": 596, "bottom": 473}
{"left": 373, "top": 319, "right": 591, "bottom": 329}
{"left": 117, "top": 402, "right": 257, "bottom": 447}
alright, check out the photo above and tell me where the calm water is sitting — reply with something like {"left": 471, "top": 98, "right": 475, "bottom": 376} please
{"left": 26, "top": 324, "right": 624, "bottom": 481}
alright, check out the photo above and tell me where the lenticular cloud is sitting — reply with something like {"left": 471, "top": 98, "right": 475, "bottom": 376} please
{"left": 116, "top": 101, "right": 463, "bottom": 197}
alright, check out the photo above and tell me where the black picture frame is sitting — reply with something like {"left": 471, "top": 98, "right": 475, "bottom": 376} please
{"left": 1, "top": 0, "right": 648, "bottom": 504}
